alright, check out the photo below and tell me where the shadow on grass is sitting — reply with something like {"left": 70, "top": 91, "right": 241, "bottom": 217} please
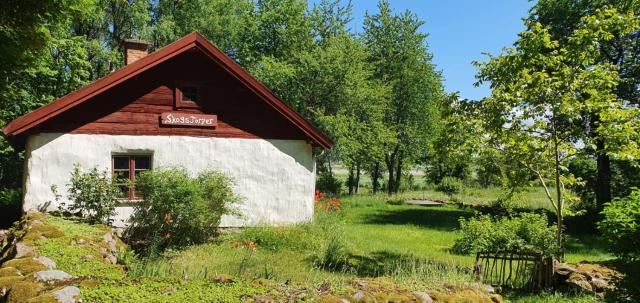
{"left": 320, "top": 250, "right": 471, "bottom": 278}
{"left": 361, "top": 206, "right": 473, "bottom": 231}
{"left": 603, "top": 260, "right": 640, "bottom": 302}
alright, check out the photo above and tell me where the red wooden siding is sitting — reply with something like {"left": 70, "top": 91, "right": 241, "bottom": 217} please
{"left": 32, "top": 51, "right": 310, "bottom": 141}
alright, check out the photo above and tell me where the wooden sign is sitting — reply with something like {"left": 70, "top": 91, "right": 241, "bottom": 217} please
{"left": 161, "top": 112, "right": 217, "bottom": 127}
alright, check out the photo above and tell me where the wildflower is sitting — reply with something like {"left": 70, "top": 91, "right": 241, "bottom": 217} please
{"left": 232, "top": 241, "right": 240, "bottom": 249}
{"left": 243, "top": 239, "right": 257, "bottom": 251}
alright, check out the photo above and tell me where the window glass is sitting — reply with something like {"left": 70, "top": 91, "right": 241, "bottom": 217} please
{"left": 135, "top": 156, "right": 150, "bottom": 170}
{"left": 113, "top": 156, "right": 129, "bottom": 170}
{"left": 112, "top": 155, "right": 151, "bottom": 200}
{"left": 181, "top": 85, "right": 198, "bottom": 102}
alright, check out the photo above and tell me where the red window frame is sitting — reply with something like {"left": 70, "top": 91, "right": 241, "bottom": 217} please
{"left": 175, "top": 81, "right": 202, "bottom": 109}
{"left": 112, "top": 155, "right": 152, "bottom": 200}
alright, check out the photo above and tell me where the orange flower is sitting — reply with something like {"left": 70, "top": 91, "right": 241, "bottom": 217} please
{"left": 243, "top": 239, "right": 257, "bottom": 251}
{"left": 232, "top": 241, "right": 240, "bottom": 249}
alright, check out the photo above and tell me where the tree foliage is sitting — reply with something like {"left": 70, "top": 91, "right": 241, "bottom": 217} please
{"left": 476, "top": 7, "right": 640, "bottom": 252}
{"left": 363, "top": 0, "right": 444, "bottom": 194}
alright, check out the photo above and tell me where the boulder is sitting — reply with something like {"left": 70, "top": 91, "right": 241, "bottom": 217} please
{"left": 34, "top": 256, "right": 56, "bottom": 270}
{"left": 589, "top": 277, "right": 610, "bottom": 291}
{"left": 353, "top": 291, "right": 366, "bottom": 301}
{"left": 15, "top": 243, "right": 34, "bottom": 259}
{"left": 103, "top": 233, "right": 118, "bottom": 254}
{"left": 483, "top": 284, "right": 496, "bottom": 293}
{"left": 212, "top": 274, "right": 234, "bottom": 284}
{"left": 566, "top": 272, "right": 593, "bottom": 293}
{"left": 490, "top": 294, "right": 504, "bottom": 303}
{"left": 34, "top": 270, "right": 72, "bottom": 283}
{"left": 0, "top": 267, "right": 21, "bottom": 277}
{"left": 413, "top": 291, "right": 433, "bottom": 303}
{"left": 52, "top": 286, "right": 81, "bottom": 303}
{"left": 6, "top": 281, "right": 42, "bottom": 303}
{"left": 555, "top": 262, "right": 577, "bottom": 279}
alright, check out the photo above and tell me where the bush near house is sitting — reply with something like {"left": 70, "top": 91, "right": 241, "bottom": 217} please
{"left": 63, "top": 165, "right": 121, "bottom": 224}
{"left": 124, "top": 168, "right": 241, "bottom": 257}
{"left": 598, "top": 189, "right": 640, "bottom": 262}
{"left": 452, "top": 213, "right": 559, "bottom": 256}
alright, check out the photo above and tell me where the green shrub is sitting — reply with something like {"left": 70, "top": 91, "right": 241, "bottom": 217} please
{"left": 387, "top": 197, "right": 406, "bottom": 205}
{"left": 436, "top": 177, "right": 463, "bottom": 196}
{"left": 598, "top": 189, "right": 640, "bottom": 261}
{"left": 452, "top": 213, "right": 559, "bottom": 256}
{"left": 124, "top": 168, "right": 241, "bottom": 257}
{"left": 0, "top": 188, "right": 21, "bottom": 228}
{"left": 316, "top": 171, "right": 342, "bottom": 195}
{"left": 64, "top": 165, "right": 120, "bottom": 224}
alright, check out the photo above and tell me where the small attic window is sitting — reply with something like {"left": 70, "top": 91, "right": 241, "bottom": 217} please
{"left": 175, "top": 81, "right": 201, "bottom": 109}
{"left": 181, "top": 85, "right": 198, "bottom": 102}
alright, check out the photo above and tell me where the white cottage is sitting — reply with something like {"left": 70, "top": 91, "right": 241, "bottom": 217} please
{"left": 2, "top": 33, "right": 333, "bottom": 227}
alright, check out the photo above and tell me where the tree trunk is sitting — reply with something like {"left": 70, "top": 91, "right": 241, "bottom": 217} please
{"left": 386, "top": 156, "right": 395, "bottom": 195}
{"left": 595, "top": 140, "right": 612, "bottom": 212}
{"left": 372, "top": 162, "right": 381, "bottom": 194}
{"left": 394, "top": 151, "right": 403, "bottom": 193}
{"left": 348, "top": 168, "right": 355, "bottom": 195}
{"left": 552, "top": 117, "right": 564, "bottom": 257}
{"left": 355, "top": 163, "right": 361, "bottom": 194}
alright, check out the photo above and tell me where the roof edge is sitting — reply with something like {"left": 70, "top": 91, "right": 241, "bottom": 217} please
{"left": 2, "top": 32, "right": 333, "bottom": 149}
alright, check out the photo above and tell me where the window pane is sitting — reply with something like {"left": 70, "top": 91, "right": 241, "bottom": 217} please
{"left": 113, "top": 156, "right": 129, "bottom": 170}
{"left": 114, "top": 170, "right": 129, "bottom": 181}
{"left": 135, "top": 156, "right": 151, "bottom": 170}
{"left": 181, "top": 86, "right": 198, "bottom": 102}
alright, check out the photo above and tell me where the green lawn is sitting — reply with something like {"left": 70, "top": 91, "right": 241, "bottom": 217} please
{"left": 134, "top": 193, "right": 612, "bottom": 302}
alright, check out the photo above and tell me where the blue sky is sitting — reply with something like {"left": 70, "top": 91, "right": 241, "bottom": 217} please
{"left": 309, "top": 0, "right": 535, "bottom": 100}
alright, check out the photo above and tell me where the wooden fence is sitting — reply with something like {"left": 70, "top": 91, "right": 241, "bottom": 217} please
{"left": 474, "top": 251, "right": 554, "bottom": 291}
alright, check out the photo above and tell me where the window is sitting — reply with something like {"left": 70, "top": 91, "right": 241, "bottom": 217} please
{"left": 112, "top": 155, "right": 151, "bottom": 200}
{"left": 181, "top": 85, "right": 198, "bottom": 102}
{"left": 175, "top": 81, "right": 201, "bottom": 108}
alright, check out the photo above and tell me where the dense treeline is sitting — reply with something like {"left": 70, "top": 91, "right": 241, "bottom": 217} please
{"left": 0, "top": 0, "right": 444, "bottom": 224}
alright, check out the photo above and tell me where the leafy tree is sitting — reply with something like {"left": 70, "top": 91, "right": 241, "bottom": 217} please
{"left": 363, "top": 0, "right": 444, "bottom": 194}
{"left": 147, "top": 0, "right": 257, "bottom": 65}
{"left": 425, "top": 94, "right": 478, "bottom": 184}
{"left": 530, "top": 0, "right": 640, "bottom": 209}
{"left": 476, "top": 8, "right": 640, "bottom": 252}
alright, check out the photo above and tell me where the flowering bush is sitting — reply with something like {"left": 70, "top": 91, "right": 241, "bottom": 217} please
{"left": 124, "top": 168, "right": 241, "bottom": 257}
{"left": 315, "top": 190, "right": 341, "bottom": 212}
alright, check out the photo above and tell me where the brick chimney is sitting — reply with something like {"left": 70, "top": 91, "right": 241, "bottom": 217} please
{"left": 123, "top": 39, "right": 149, "bottom": 65}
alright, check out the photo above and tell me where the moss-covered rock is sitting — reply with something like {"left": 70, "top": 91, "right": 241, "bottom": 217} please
{"left": 212, "top": 274, "right": 234, "bottom": 284}
{"left": 429, "top": 290, "right": 494, "bottom": 303}
{"left": 22, "top": 224, "right": 64, "bottom": 243}
{"left": 6, "top": 281, "right": 43, "bottom": 303}
{"left": 2, "top": 258, "right": 47, "bottom": 275}
{"left": 318, "top": 294, "right": 346, "bottom": 303}
{"left": 0, "top": 275, "right": 25, "bottom": 289}
{"left": 387, "top": 293, "right": 412, "bottom": 303}
{"left": 26, "top": 294, "right": 58, "bottom": 303}
{"left": 0, "top": 267, "right": 21, "bottom": 277}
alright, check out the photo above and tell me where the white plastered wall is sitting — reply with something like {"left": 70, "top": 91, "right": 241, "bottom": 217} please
{"left": 23, "top": 133, "right": 316, "bottom": 227}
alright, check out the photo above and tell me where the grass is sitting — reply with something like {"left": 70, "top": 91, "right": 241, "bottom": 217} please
{"left": 12, "top": 186, "right": 613, "bottom": 302}
{"left": 131, "top": 190, "right": 612, "bottom": 302}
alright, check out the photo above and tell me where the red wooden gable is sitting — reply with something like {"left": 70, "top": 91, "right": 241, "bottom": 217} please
{"left": 2, "top": 32, "right": 333, "bottom": 149}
